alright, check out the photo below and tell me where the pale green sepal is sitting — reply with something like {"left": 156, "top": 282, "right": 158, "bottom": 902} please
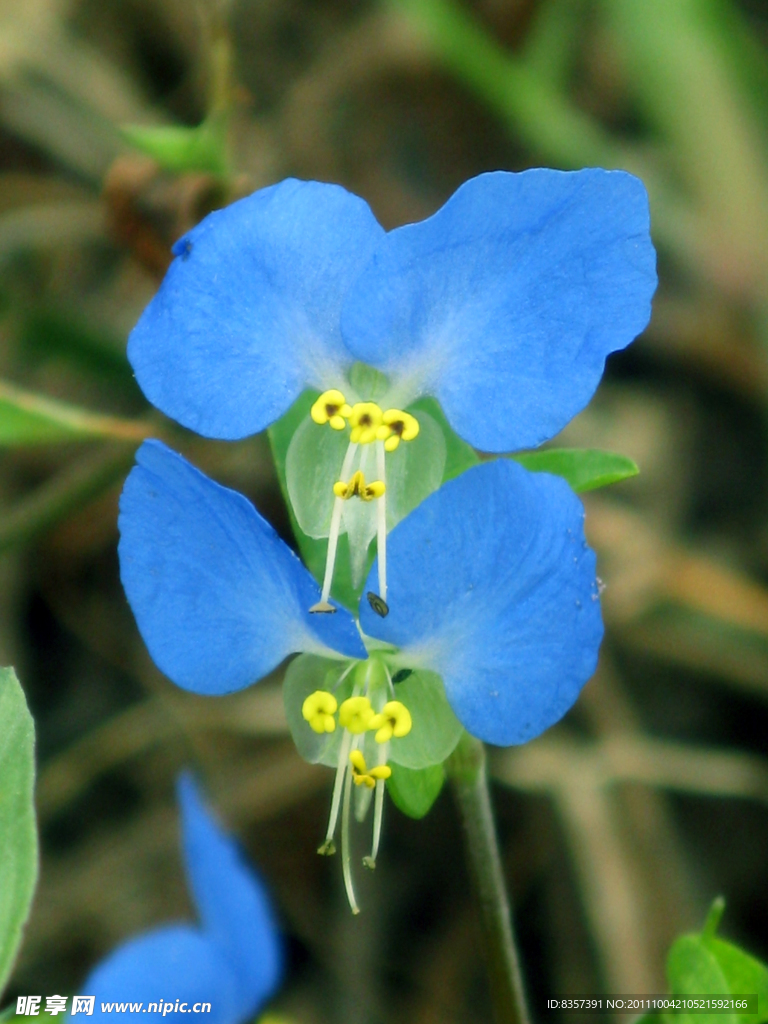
{"left": 387, "top": 762, "right": 445, "bottom": 819}
{"left": 283, "top": 655, "right": 356, "bottom": 768}
{"left": 285, "top": 409, "right": 447, "bottom": 588}
{"left": 285, "top": 415, "right": 348, "bottom": 539}
{"left": 387, "top": 669, "right": 463, "bottom": 769}
{"left": 0, "top": 667, "right": 38, "bottom": 996}
{"left": 120, "top": 119, "right": 228, "bottom": 175}
{"left": 341, "top": 410, "right": 447, "bottom": 587}
{"left": 511, "top": 447, "right": 639, "bottom": 492}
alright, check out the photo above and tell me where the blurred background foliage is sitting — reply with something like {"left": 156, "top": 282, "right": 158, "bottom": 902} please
{"left": 2, "top": 0, "right": 768, "bottom": 1021}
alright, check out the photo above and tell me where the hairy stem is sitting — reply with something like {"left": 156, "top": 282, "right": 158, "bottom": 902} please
{"left": 447, "top": 732, "right": 530, "bottom": 1024}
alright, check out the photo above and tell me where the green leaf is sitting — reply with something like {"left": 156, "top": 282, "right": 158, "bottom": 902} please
{"left": 705, "top": 939, "right": 768, "bottom": 1024}
{"left": 387, "top": 762, "right": 445, "bottom": 819}
{"left": 0, "top": 379, "right": 150, "bottom": 446}
{"left": 663, "top": 899, "right": 768, "bottom": 1024}
{"left": 511, "top": 447, "right": 639, "bottom": 492}
{"left": 120, "top": 119, "right": 228, "bottom": 175}
{"left": 388, "top": 669, "right": 463, "bottom": 769}
{"left": 0, "top": 667, "right": 38, "bottom": 995}
{"left": 666, "top": 935, "right": 739, "bottom": 1024}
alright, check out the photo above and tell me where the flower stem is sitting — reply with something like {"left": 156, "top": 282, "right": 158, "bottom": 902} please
{"left": 446, "top": 732, "right": 530, "bottom": 1024}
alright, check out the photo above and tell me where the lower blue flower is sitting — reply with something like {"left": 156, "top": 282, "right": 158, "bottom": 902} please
{"left": 119, "top": 440, "right": 602, "bottom": 746}
{"left": 79, "top": 775, "right": 283, "bottom": 1023}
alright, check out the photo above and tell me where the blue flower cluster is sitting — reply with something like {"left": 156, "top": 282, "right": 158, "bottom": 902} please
{"left": 119, "top": 168, "right": 655, "bottom": 747}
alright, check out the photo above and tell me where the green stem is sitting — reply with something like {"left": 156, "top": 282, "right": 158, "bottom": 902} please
{"left": 447, "top": 732, "right": 530, "bottom": 1024}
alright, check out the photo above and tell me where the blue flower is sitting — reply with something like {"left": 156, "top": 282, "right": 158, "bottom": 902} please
{"left": 80, "top": 774, "right": 283, "bottom": 1024}
{"left": 126, "top": 170, "right": 655, "bottom": 607}
{"left": 119, "top": 439, "right": 602, "bottom": 909}
{"left": 119, "top": 440, "right": 602, "bottom": 747}
{"left": 128, "top": 170, "right": 656, "bottom": 452}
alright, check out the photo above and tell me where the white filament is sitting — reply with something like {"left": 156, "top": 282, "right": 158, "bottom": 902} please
{"left": 319, "top": 441, "right": 358, "bottom": 603}
{"left": 376, "top": 440, "right": 387, "bottom": 603}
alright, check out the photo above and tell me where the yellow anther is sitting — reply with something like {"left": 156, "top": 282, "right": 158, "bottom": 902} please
{"left": 369, "top": 701, "right": 413, "bottom": 743}
{"left": 311, "top": 390, "right": 352, "bottom": 430}
{"left": 302, "top": 690, "right": 338, "bottom": 734}
{"left": 332, "top": 470, "right": 386, "bottom": 501}
{"left": 349, "top": 402, "right": 383, "bottom": 444}
{"left": 349, "top": 750, "right": 392, "bottom": 788}
{"left": 376, "top": 409, "right": 420, "bottom": 452}
{"left": 338, "top": 696, "right": 375, "bottom": 734}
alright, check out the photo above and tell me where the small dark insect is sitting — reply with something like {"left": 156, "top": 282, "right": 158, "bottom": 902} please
{"left": 366, "top": 592, "right": 389, "bottom": 617}
{"left": 179, "top": 240, "right": 193, "bottom": 260}
{"left": 392, "top": 668, "right": 413, "bottom": 684}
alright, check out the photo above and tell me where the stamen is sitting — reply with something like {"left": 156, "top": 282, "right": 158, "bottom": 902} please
{"left": 341, "top": 741, "right": 360, "bottom": 914}
{"left": 369, "top": 701, "right": 413, "bottom": 744}
{"left": 302, "top": 690, "right": 338, "bottom": 734}
{"left": 333, "top": 470, "right": 385, "bottom": 501}
{"left": 349, "top": 749, "right": 391, "bottom": 788}
{"left": 311, "top": 390, "right": 352, "bottom": 430}
{"left": 338, "top": 695, "right": 374, "bottom": 734}
{"left": 319, "top": 727, "right": 354, "bottom": 856}
{"left": 376, "top": 409, "right": 420, "bottom": 452}
{"left": 364, "top": 743, "right": 389, "bottom": 870}
{"left": 310, "top": 440, "right": 357, "bottom": 612}
{"left": 376, "top": 440, "right": 387, "bottom": 604}
{"left": 349, "top": 403, "right": 384, "bottom": 444}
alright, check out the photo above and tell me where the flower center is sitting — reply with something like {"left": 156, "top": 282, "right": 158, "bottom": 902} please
{"left": 303, "top": 657, "right": 413, "bottom": 912}
{"left": 308, "top": 390, "right": 420, "bottom": 616}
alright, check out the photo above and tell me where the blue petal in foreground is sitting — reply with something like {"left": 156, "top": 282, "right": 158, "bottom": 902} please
{"left": 118, "top": 440, "right": 366, "bottom": 694}
{"left": 359, "top": 459, "right": 604, "bottom": 745}
{"left": 128, "top": 179, "right": 384, "bottom": 439}
{"left": 178, "top": 775, "right": 282, "bottom": 1010}
{"left": 342, "top": 169, "right": 656, "bottom": 452}
{"left": 84, "top": 925, "right": 242, "bottom": 1024}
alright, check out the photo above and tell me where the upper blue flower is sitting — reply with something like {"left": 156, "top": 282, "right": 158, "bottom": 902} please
{"left": 128, "top": 170, "right": 656, "bottom": 452}
{"left": 119, "top": 440, "right": 603, "bottom": 746}
{"left": 81, "top": 774, "right": 283, "bottom": 1024}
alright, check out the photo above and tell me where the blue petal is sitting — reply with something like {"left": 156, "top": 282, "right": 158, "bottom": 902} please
{"left": 341, "top": 169, "right": 656, "bottom": 452}
{"left": 359, "top": 459, "right": 604, "bottom": 745}
{"left": 83, "top": 924, "right": 242, "bottom": 1024}
{"left": 118, "top": 440, "right": 366, "bottom": 694}
{"left": 178, "top": 775, "right": 282, "bottom": 1008}
{"left": 128, "top": 180, "right": 384, "bottom": 439}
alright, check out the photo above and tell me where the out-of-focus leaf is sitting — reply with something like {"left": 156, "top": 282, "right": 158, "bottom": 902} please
{"left": 120, "top": 120, "right": 227, "bottom": 175}
{"left": 387, "top": 762, "right": 445, "bottom": 819}
{"left": 20, "top": 309, "right": 135, "bottom": 390}
{"left": 0, "top": 667, "right": 37, "bottom": 995}
{"left": 665, "top": 901, "right": 767, "bottom": 1024}
{"left": 666, "top": 934, "right": 737, "bottom": 1024}
{"left": 512, "top": 448, "right": 638, "bottom": 492}
{"left": 0, "top": 379, "right": 150, "bottom": 445}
